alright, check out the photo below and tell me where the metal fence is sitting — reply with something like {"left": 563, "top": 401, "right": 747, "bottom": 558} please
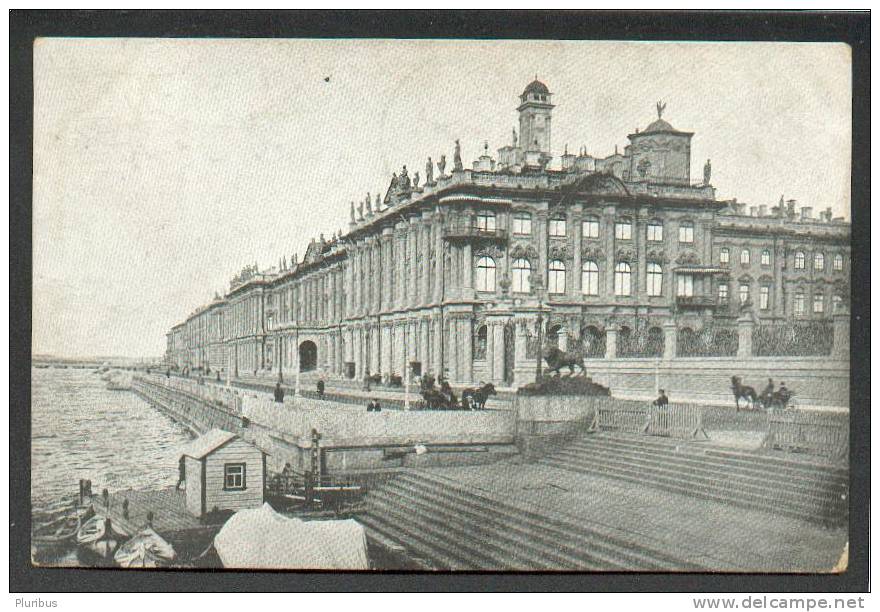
{"left": 753, "top": 320, "right": 834, "bottom": 357}
{"left": 618, "top": 326, "right": 664, "bottom": 358}
{"left": 763, "top": 410, "right": 848, "bottom": 459}
{"left": 677, "top": 325, "right": 739, "bottom": 357}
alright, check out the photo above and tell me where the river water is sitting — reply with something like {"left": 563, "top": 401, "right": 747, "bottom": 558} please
{"left": 31, "top": 368, "right": 193, "bottom": 514}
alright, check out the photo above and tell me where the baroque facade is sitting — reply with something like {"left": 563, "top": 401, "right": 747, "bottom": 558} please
{"left": 165, "top": 80, "right": 851, "bottom": 387}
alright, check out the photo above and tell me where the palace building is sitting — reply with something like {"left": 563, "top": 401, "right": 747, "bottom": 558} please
{"left": 166, "top": 80, "right": 851, "bottom": 387}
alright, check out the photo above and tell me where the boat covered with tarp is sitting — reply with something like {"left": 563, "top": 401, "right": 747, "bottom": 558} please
{"left": 213, "top": 503, "right": 369, "bottom": 569}
{"left": 114, "top": 527, "right": 177, "bottom": 568}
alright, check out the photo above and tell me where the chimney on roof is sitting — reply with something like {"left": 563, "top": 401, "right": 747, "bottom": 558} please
{"left": 824, "top": 207, "right": 833, "bottom": 222}
{"left": 758, "top": 205, "right": 767, "bottom": 217}
{"left": 749, "top": 206, "right": 758, "bottom": 217}
{"left": 786, "top": 199, "right": 797, "bottom": 219}
{"left": 800, "top": 207, "right": 813, "bottom": 220}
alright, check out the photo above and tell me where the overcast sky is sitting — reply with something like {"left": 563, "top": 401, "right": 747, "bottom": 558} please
{"left": 33, "top": 39, "right": 851, "bottom": 358}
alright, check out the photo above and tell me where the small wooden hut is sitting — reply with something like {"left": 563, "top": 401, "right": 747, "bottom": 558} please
{"left": 180, "top": 429, "right": 266, "bottom": 518}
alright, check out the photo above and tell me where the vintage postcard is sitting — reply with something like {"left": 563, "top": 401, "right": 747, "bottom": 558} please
{"left": 29, "top": 37, "right": 852, "bottom": 573}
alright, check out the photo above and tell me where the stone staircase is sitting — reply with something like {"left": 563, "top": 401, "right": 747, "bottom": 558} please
{"left": 356, "top": 469, "right": 704, "bottom": 571}
{"left": 538, "top": 433, "right": 848, "bottom": 526}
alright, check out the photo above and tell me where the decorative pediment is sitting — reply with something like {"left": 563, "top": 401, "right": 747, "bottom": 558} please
{"left": 569, "top": 172, "right": 631, "bottom": 197}
{"left": 581, "top": 245, "right": 604, "bottom": 260}
{"left": 646, "top": 248, "right": 668, "bottom": 264}
{"left": 509, "top": 243, "right": 538, "bottom": 260}
{"left": 758, "top": 274, "right": 774, "bottom": 283}
{"left": 476, "top": 244, "right": 504, "bottom": 260}
{"left": 549, "top": 244, "right": 572, "bottom": 262}
{"left": 675, "top": 251, "right": 700, "bottom": 266}
{"left": 616, "top": 247, "right": 637, "bottom": 263}
{"left": 738, "top": 274, "right": 753, "bottom": 283}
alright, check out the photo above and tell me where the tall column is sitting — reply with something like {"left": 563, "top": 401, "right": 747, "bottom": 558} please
{"left": 604, "top": 207, "right": 616, "bottom": 296}
{"left": 662, "top": 321, "right": 677, "bottom": 360}
{"left": 571, "top": 207, "right": 583, "bottom": 296}
{"left": 605, "top": 324, "right": 618, "bottom": 359}
{"left": 433, "top": 218, "right": 444, "bottom": 304}
{"left": 486, "top": 321, "right": 495, "bottom": 378}
{"left": 463, "top": 244, "right": 474, "bottom": 297}
{"left": 492, "top": 321, "right": 505, "bottom": 382}
{"left": 462, "top": 316, "right": 474, "bottom": 384}
{"left": 431, "top": 315, "right": 442, "bottom": 378}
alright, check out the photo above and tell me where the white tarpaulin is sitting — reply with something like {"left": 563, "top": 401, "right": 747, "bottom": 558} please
{"left": 213, "top": 503, "right": 369, "bottom": 569}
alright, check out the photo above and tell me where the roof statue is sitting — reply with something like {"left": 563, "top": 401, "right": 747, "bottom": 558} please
{"left": 703, "top": 159, "right": 712, "bottom": 185}
{"left": 356, "top": 200, "right": 364, "bottom": 221}
{"left": 374, "top": 193, "right": 381, "bottom": 212}
{"left": 349, "top": 201, "right": 355, "bottom": 223}
{"left": 453, "top": 139, "right": 463, "bottom": 172}
{"left": 425, "top": 157, "right": 434, "bottom": 185}
{"left": 512, "top": 128, "right": 518, "bottom": 147}
{"left": 413, "top": 171, "right": 420, "bottom": 189}
{"left": 365, "top": 192, "right": 372, "bottom": 214}
{"left": 656, "top": 100, "right": 666, "bottom": 119}
{"left": 399, "top": 165, "right": 411, "bottom": 191}
{"left": 437, "top": 154, "right": 446, "bottom": 177}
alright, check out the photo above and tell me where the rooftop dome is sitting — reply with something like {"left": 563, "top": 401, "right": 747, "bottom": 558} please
{"left": 643, "top": 117, "right": 677, "bottom": 133}
{"left": 522, "top": 79, "right": 550, "bottom": 96}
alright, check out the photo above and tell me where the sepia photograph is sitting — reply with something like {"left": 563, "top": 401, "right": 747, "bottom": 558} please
{"left": 12, "top": 11, "right": 868, "bottom": 592}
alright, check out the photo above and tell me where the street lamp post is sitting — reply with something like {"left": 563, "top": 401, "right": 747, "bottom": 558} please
{"left": 531, "top": 273, "right": 545, "bottom": 381}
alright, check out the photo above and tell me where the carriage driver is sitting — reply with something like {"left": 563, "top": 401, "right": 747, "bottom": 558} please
{"left": 652, "top": 389, "right": 669, "bottom": 408}
{"left": 761, "top": 378, "right": 775, "bottom": 405}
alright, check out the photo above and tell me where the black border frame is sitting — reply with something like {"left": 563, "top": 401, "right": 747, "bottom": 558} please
{"left": 9, "top": 10, "right": 870, "bottom": 593}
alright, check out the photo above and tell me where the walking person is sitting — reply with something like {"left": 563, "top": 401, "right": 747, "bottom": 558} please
{"left": 652, "top": 389, "right": 669, "bottom": 408}
{"left": 274, "top": 381, "right": 285, "bottom": 403}
{"left": 317, "top": 379, "right": 325, "bottom": 399}
{"left": 175, "top": 455, "right": 186, "bottom": 490}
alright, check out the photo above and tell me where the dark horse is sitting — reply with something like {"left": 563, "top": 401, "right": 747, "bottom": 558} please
{"left": 731, "top": 376, "right": 758, "bottom": 411}
{"left": 461, "top": 383, "right": 497, "bottom": 410}
{"left": 543, "top": 347, "right": 586, "bottom": 377}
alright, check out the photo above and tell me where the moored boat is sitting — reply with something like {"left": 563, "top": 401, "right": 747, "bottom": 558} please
{"left": 113, "top": 527, "right": 177, "bottom": 568}
{"left": 76, "top": 516, "right": 129, "bottom": 562}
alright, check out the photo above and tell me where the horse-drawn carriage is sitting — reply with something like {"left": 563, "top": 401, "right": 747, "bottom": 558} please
{"left": 418, "top": 374, "right": 496, "bottom": 410}
{"left": 731, "top": 376, "right": 795, "bottom": 411}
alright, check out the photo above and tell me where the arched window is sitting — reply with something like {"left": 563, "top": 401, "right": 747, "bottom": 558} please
{"left": 740, "top": 249, "right": 750, "bottom": 265}
{"left": 760, "top": 285, "right": 771, "bottom": 310}
{"left": 814, "top": 252, "right": 825, "bottom": 271}
{"left": 614, "top": 262, "right": 631, "bottom": 296}
{"left": 512, "top": 258, "right": 531, "bottom": 293}
{"left": 548, "top": 260, "right": 566, "bottom": 294}
{"left": 581, "top": 261, "right": 599, "bottom": 296}
{"left": 720, "top": 247, "right": 730, "bottom": 264}
{"left": 548, "top": 215, "right": 566, "bottom": 237}
{"left": 761, "top": 249, "right": 771, "bottom": 266}
{"left": 678, "top": 221, "right": 694, "bottom": 243}
{"left": 512, "top": 212, "right": 532, "bottom": 235}
{"left": 615, "top": 219, "right": 632, "bottom": 240}
{"left": 582, "top": 216, "right": 600, "bottom": 239}
{"left": 475, "top": 256, "right": 496, "bottom": 292}
{"left": 474, "top": 325, "right": 488, "bottom": 360}
{"left": 739, "top": 284, "right": 750, "bottom": 304}
{"left": 475, "top": 211, "right": 496, "bottom": 232}
{"left": 833, "top": 254, "right": 844, "bottom": 271}
{"left": 646, "top": 221, "right": 663, "bottom": 242}
{"left": 718, "top": 283, "right": 729, "bottom": 303}
{"left": 646, "top": 263, "right": 663, "bottom": 296}
{"left": 794, "top": 251, "right": 806, "bottom": 269}
{"left": 813, "top": 293, "right": 824, "bottom": 314}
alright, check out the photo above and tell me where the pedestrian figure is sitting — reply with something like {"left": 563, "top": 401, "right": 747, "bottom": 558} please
{"left": 652, "top": 389, "right": 669, "bottom": 408}
{"left": 367, "top": 398, "right": 381, "bottom": 412}
{"left": 317, "top": 379, "right": 325, "bottom": 398}
{"left": 274, "top": 382, "right": 285, "bottom": 403}
{"left": 176, "top": 455, "right": 186, "bottom": 490}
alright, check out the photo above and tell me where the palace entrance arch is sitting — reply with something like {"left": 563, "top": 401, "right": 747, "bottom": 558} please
{"left": 298, "top": 340, "right": 318, "bottom": 372}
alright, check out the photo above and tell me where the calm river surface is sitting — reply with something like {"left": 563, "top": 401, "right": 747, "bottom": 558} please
{"left": 31, "top": 368, "right": 193, "bottom": 513}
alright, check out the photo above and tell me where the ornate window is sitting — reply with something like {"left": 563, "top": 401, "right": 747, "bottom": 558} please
{"left": 614, "top": 262, "right": 631, "bottom": 296}
{"left": 512, "top": 212, "right": 532, "bottom": 235}
{"left": 646, "top": 263, "right": 663, "bottom": 296}
{"left": 582, "top": 216, "right": 600, "bottom": 239}
{"left": 740, "top": 249, "right": 750, "bottom": 265}
{"left": 794, "top": 251, "right": 806, "bottom": 269}
{"left": 678, "top": 221, "right": 694, "bottom": 243}
{"left": 677, "top": 274, "right": 694, "bottom": 297}
{"left": 474, "top": 325, "right": 488, "bottom": 360}
{"left": 646, "top": 221, "right": 663, "bottom": 242}
{"left": 720, "top": 248, "right": 730, "bottom": 264}
{"left": 813, "top": 293, "right": 824, "bottom": 314}
{"left": 581, "top": 261, "right": 599, "bottom": 296}
{"left": 475, "top": 211, "right": 496, "bottom": 232}
{"left": 833, "top": 254, "right": 844, "bottom": 271}
{"left": 615, "top": 219, "right": 632, "bottom": 240}
{"left": 548, "top": 215, "right": 566, "bottom": 237}
{"left": 761, "top": 249, "right": 771, "bottom": 266}
{"left": 548, "top": 260, "right": 566, "bottom": 294}
{"left": 760, "top": 285, "right": 771, "bottom": 310}
{"left": 794, "top": 290, "right": 805, "bottom": 315}
{"left": 739, "top": 284, "right": 750, "bottom": 304}
{"left": 833, "top": 295, "right": 843, "bottom": 312}
{"left": 475, "top": 256, "right": 496, "bottom": 292}
{"left": 718, "top": 283, "right": 729, "bottom": 303}
{"left": 512, "top": 258, "right": 531, "bottom": 293}
{"left": 814, "top": 252, "right": 825, "bottom": 271}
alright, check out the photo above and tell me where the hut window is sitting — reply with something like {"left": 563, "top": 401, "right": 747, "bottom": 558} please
{"left": 814, "top": 252, "right": 825, "bottom": 271}
{"left": 740, "top": 249, "right": 750, "bottom": 265}
{"left": 224, "top": 463, "right": 246, "bottom": 490}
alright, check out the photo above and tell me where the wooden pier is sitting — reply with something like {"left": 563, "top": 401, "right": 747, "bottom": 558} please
{"left": 86, "top": 486, "right": 221, "bottom": 561}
